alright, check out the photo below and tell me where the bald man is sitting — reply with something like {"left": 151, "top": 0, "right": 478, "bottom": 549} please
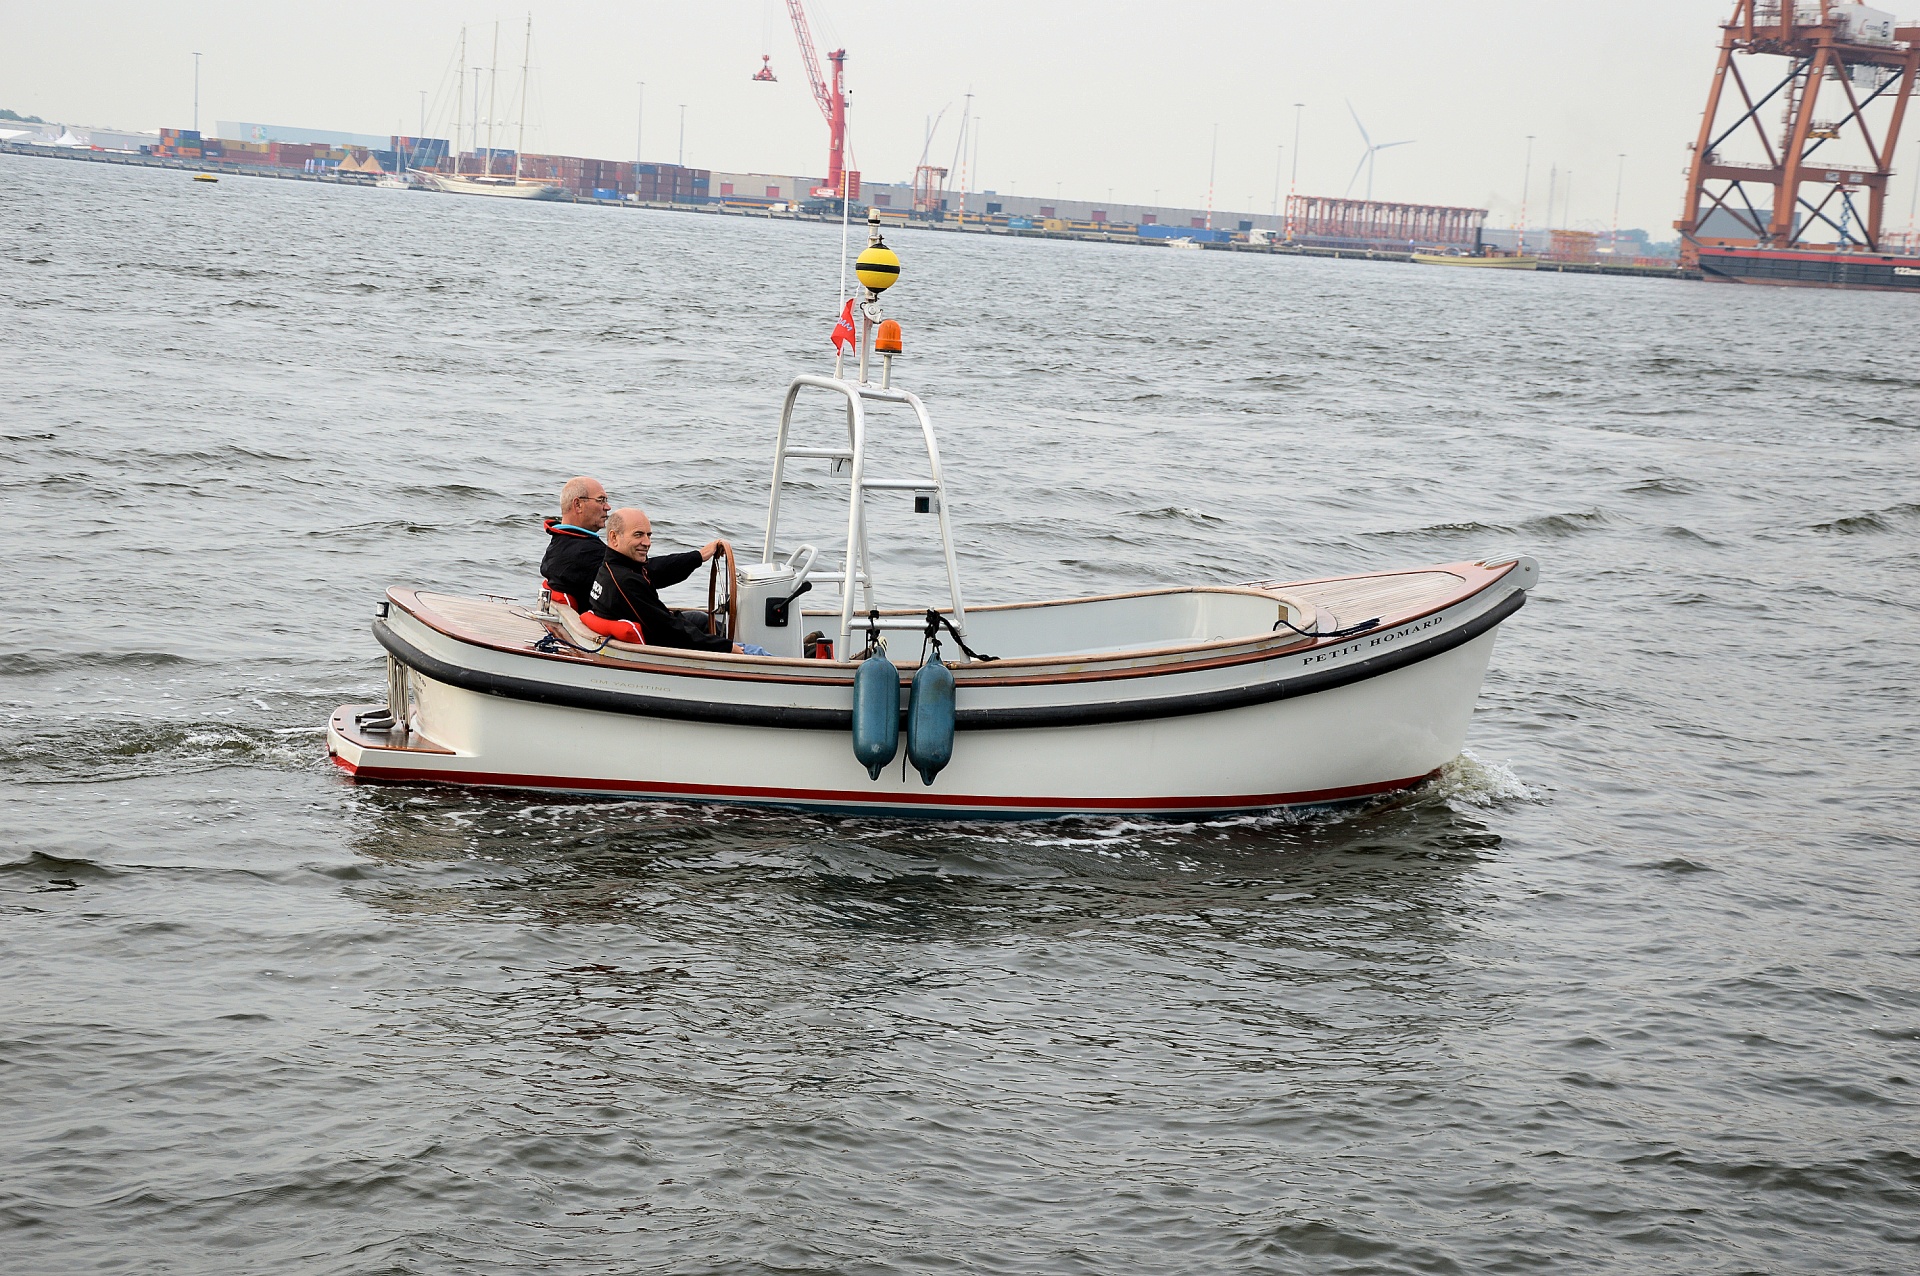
{"left": 540, "top": 475, "right": 611, "bottom": 608}
{"left": 586, "top": 507, "right": 760, "bottom": 654}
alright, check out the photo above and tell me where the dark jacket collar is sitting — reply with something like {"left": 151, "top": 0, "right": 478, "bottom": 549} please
{"left": 544, "top": 516, "right": 601, "bottom": 539}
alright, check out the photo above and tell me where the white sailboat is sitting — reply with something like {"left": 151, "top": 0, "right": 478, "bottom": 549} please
{"left": 425, "top": 18, "right": 560, "bottom": 201}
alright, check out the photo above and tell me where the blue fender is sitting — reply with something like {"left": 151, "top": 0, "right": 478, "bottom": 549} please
{"left": 906, "top": 648, "right": 956, "bottom": 786}
{"left": 850, "top": 649, "right": 901, "bottom": 780}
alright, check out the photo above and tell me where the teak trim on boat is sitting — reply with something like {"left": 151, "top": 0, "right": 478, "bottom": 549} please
{"left": 372, "top": 589, "right": 1526, "bottom": 732}
{"left": 393, "top": 564, "right": 1503, "bottom": 690}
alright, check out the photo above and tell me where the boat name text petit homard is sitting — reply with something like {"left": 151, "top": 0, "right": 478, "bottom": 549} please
{"left": 1300, "top": 612, "right": 1447, "bottom": 666}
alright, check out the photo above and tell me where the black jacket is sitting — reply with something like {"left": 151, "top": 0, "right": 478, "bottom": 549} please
{"left": 586, "top": 548, "right": 730, "bottom": 652}
{"left": 540, "top": 518, "right": 606, "bottom": 607}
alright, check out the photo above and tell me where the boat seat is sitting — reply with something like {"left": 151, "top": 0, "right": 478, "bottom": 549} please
{"left": 578, "top": 611, "right": 644, "bottom": 644}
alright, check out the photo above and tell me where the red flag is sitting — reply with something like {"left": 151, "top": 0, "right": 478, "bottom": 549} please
{"left": 830, "top": 298, "right": 856, "bottom": 352}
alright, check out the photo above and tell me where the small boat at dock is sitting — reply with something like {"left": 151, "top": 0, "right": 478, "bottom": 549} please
{"left": 327, "top": 212, "right": 1536, "bottom": 819}
{"left": 423, "top": 171, "right": 560, "bottom": 199}
{"left": 1411, "top": 251, "right": 1538, "bottom": 269}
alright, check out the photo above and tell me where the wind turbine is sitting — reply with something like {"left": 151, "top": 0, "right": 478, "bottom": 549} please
{"left": 1345, "top": 101, "right": 1412, "bottom": 202}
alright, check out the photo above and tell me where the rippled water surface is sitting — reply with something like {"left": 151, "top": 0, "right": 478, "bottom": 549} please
{"left": 4, "top": 153, "right": 1919, "bottom": 1273}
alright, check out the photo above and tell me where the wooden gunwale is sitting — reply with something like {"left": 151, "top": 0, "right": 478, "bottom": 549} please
{"left": 387, "top": 561, "right": 1510, "bottom": 691}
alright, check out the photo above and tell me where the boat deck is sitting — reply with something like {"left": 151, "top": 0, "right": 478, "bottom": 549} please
{"left": 1245, "top": 569, "right": 1466, "bottom": 630}
{"left": 389, "top": 563, "right": 1496, "bottom": 675}
{"left": 328, "top": 705, "right": 454, "bottom": 755}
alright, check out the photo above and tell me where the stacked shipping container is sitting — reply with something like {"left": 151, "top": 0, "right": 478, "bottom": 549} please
{"left": 392, "top": 136, "right": 450, "bottom": 168}
{"left": 634, "top": 163, "right": 710, "bottom": 203}
{"left": 153, "top": 128, "right": 201, "bottom": 159}
{"left": 515, "top": 157, "right": 712, "bottom": 201}
{"left": 150, "top": 124, "right": 719, "bottom": 203}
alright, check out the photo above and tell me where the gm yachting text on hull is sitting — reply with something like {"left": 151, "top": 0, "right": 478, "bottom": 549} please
{"left": 326, "top": 560, "right": 1532, "bottom": 820}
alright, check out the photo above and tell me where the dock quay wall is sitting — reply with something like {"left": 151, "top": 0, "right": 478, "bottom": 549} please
{"left": 1, "top": 143, "right": 1699, "bottom": 284}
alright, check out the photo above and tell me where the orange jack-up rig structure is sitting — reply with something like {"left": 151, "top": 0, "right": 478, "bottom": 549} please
{"left": 1677, "top": 0, "right": 1920, "bottom": 291}
{"left": 757, "top": 0, "right": 857, "bottom": 204}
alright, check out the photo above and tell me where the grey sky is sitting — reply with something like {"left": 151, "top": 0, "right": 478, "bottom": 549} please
{"left": 8, "top": 0, "right": 1915, "bottom": 234}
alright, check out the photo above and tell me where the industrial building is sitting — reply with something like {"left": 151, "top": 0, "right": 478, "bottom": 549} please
{"left": 216, "top": 121, "right": 393, "bottom": 151}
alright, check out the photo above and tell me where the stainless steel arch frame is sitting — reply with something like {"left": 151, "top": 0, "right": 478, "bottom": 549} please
{"left": 763, "top": 374, "right": 970, "bottom": 653}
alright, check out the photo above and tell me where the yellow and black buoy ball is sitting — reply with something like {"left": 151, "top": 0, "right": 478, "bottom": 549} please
{"left": 855, "top": 242, "right": 901, "bottom": 293}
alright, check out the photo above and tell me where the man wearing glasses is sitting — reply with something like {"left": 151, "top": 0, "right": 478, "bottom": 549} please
{"left": 540, "top": 475, "right": 611, "bottom": 609}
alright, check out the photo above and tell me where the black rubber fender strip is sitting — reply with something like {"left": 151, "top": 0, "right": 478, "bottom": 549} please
{"left": 372, "top": 589, "right": 1525, "bottom": 732}
{"left": 374, "top": 619, "right": 848, "bottom": 729}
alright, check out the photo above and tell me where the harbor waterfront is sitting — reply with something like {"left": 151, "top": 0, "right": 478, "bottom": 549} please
{"left": 0, "top": 141, "right": 1696, "bottom": 280}
{"left": 3, "top": 151, "right": 1918, "bottom": 1271}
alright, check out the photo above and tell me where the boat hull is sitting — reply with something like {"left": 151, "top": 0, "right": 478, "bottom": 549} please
{"left": 424, "top": 173, "right": 563, "bottom": 200}
{"left": 327, "top": 561, "right": 1533, "bottom": 819}
{"left": 1411, "top": 253, "right": 1539, "bottom": 269}
{"left": 1695, "top": 245, "right": 1920, "bottom": 293}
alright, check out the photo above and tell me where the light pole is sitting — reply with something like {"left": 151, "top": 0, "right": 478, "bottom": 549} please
{"left": 1205, "top": 123, "right": 1218, "bottom": 230}
{"left": 1904, "top": 139, "right": 1920, "bottom": 236}
{"left": 192, "top": 52, "right": 202, "bottom": 133}
{"left": 1909, "top": 138, "right": 1920, "bottom": 237}
{"left": 1519, "top": 135, "right": 1535, "bottom": 253}
{"left": 1287, "top": 103, "right": 1303, "bottom": 239}
{"left": 418, "top": 90, "right": 426, "bottom": 139}
{"left": 1612, "top": 153, "right": 1625, "bottom": 251}
{"left": 636, "top": 83, "right": 644, "bottom": 164}
{"left": 677, "top": 103, "right": 685, "bottom": 167}
{"left": 971, "top": 120, "right": 981, "bottom": 206}
{"left": 1271, "top": 144, "right": 1283, "bottom": 216}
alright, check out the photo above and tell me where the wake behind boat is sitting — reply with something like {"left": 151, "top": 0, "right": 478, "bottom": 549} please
{"left": 326, "top": 211, "right": 1537, "bottom": 819}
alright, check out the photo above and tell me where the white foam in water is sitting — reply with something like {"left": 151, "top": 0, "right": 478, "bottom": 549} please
{"left": 1428, "top": 750, "right": 1533, "bottom": 809}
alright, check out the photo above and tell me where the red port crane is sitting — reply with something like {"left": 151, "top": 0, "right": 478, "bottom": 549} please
{"left": 1678, "top": 0, "right": 1920, "bottom": 259}
{"left": 756, "top": 0, "right": 856, "bottom": 202}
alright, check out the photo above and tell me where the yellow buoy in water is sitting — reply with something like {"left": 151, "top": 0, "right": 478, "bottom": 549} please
{"left": 193, "top": 173, "right": 219, "bottom": 183}
{"left": 855, "top": 240, "right": 900, "bottom": 293}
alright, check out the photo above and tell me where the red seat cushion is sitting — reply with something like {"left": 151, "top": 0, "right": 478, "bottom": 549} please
{"left": 579, "top": 611, "right": 643, "bottom": 644}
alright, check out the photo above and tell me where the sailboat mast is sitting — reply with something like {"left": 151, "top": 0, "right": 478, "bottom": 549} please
{"left": 486, "top": 21, "right": 499, "bottom": 176}
{"left": 517, "top": 13, "right": 530, "bottom": 183}
{"left": 454, "top": 27, "right": 466, "bottom": 176}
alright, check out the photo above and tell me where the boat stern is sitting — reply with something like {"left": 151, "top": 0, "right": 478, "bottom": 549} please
{"left": 326, "top": 704, "right": 470, "bottom": 786}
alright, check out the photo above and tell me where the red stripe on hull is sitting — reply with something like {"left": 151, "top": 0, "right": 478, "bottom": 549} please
{"left": 327, "top": 751, "right": 1433, "bottom": 815}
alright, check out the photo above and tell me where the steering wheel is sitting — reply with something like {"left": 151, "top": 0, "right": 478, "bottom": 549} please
{"left": 706, "top": 541, "right": 738, "bottom": 643}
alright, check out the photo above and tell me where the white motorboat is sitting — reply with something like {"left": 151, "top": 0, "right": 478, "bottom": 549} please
{"left": 326, "top": 213, "right": 1536, "bottom": 819}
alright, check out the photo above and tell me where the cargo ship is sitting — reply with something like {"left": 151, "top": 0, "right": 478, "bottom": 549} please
{"left": 1693, "top": 244, "right": 1920, "bottom": 293}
